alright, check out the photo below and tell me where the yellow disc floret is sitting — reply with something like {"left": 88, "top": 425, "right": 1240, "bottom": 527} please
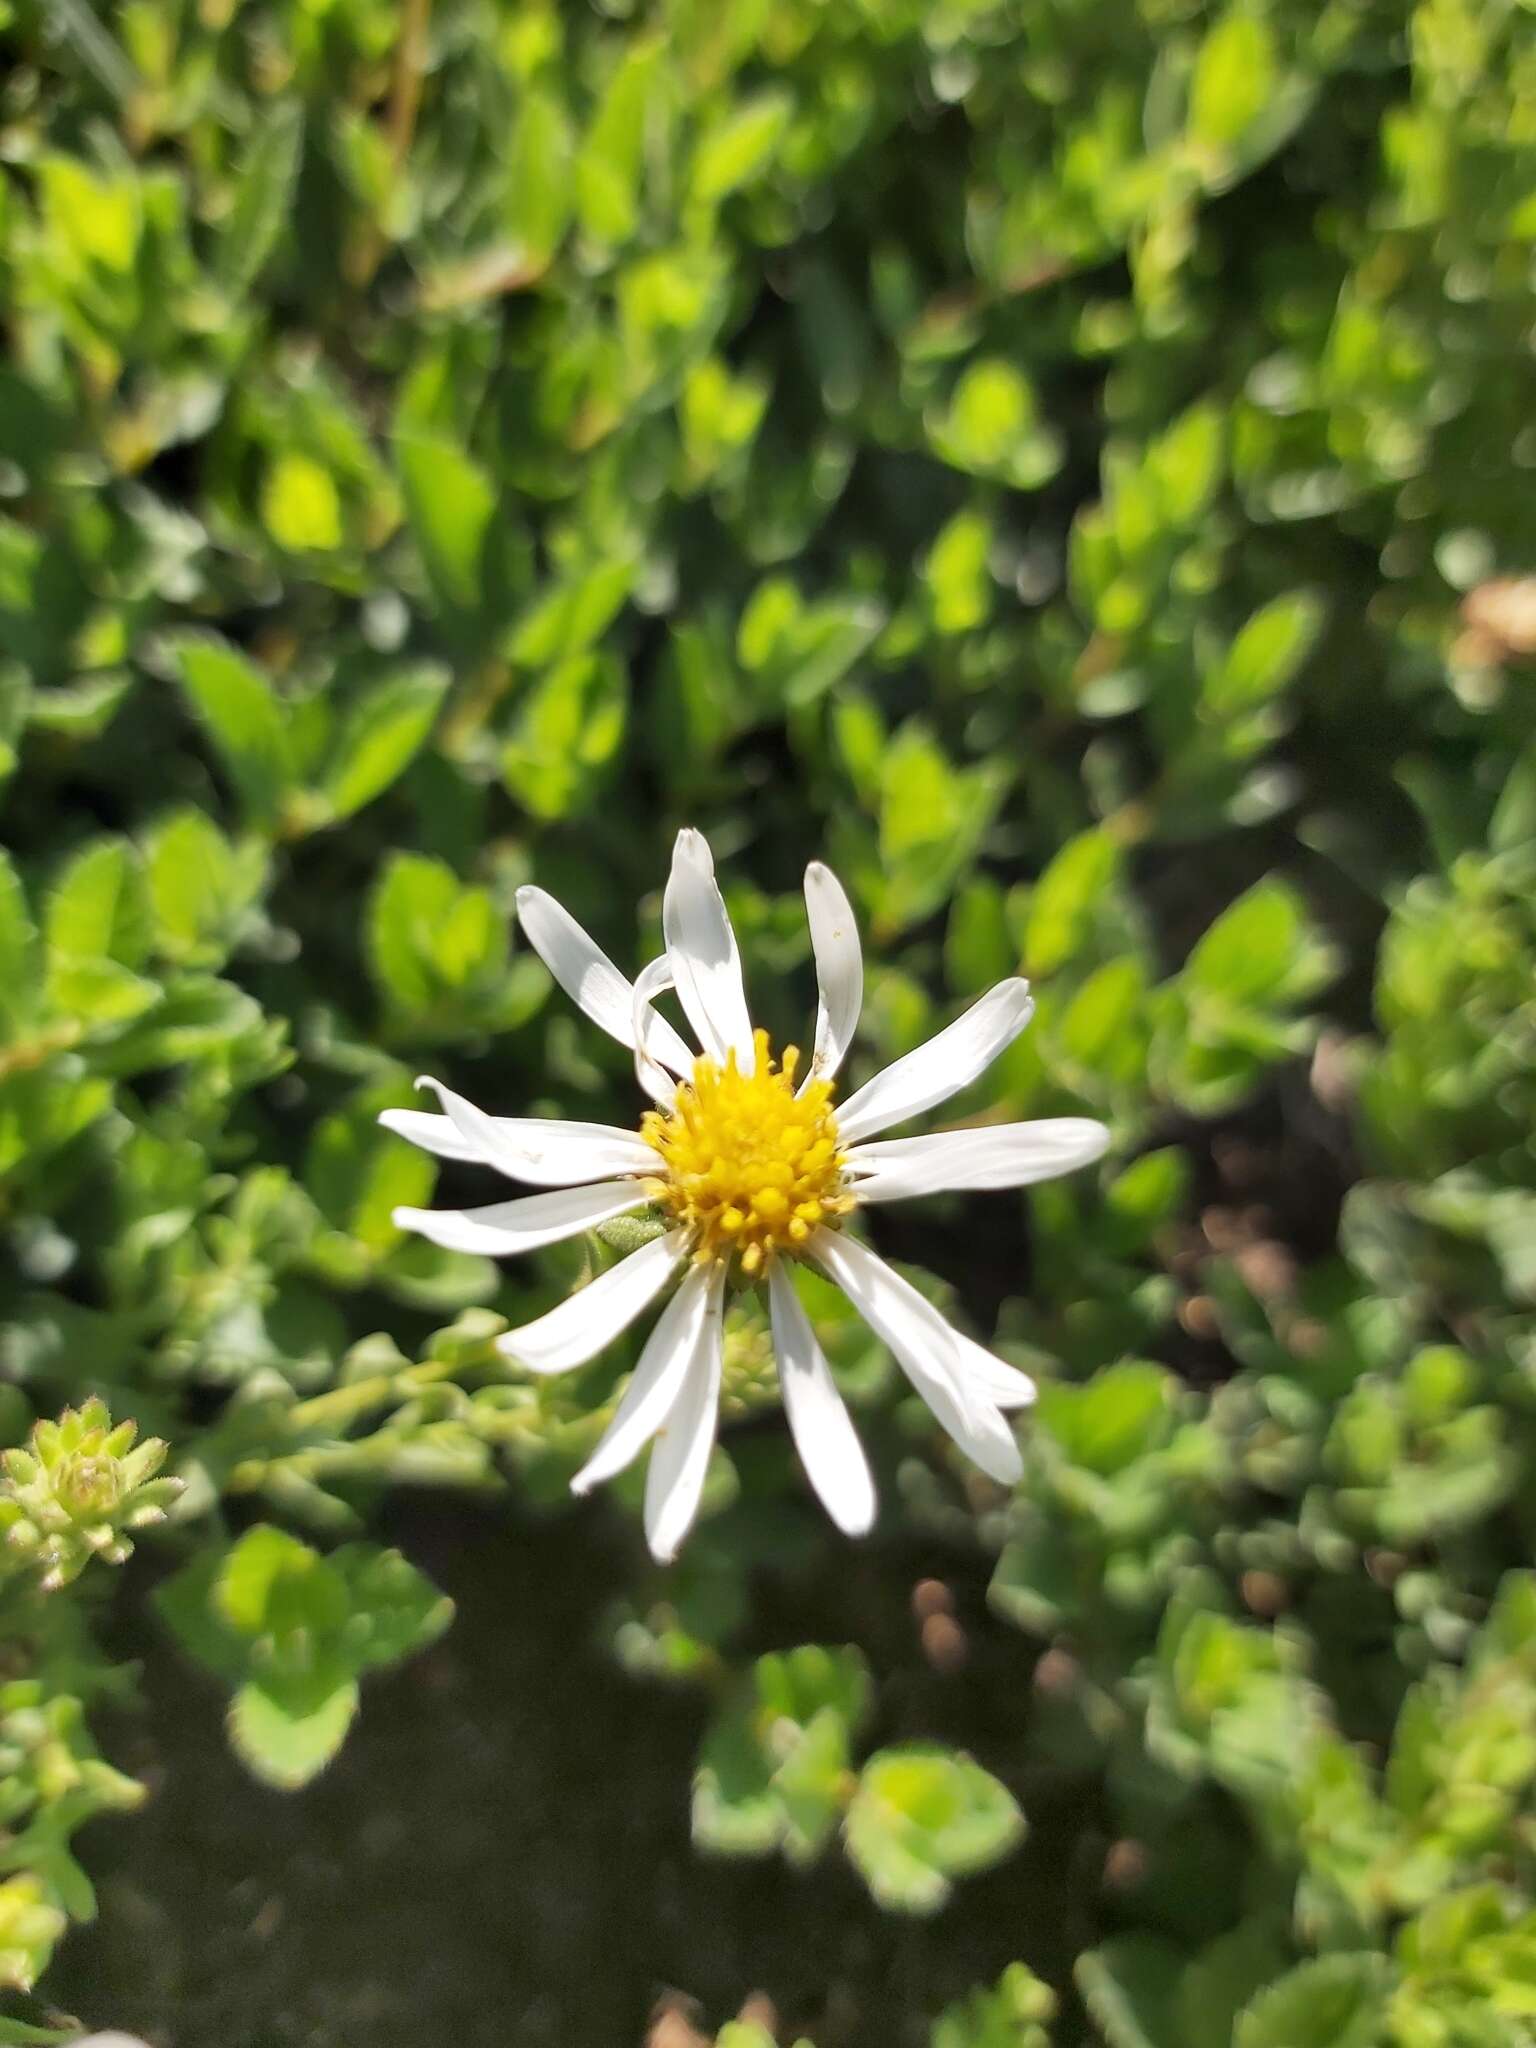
{"left": 641, "top": 1028, "right": 853, "bottom": 1273}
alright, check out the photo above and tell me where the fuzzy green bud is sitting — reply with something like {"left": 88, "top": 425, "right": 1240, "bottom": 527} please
{"left": 0, "top": 1400, "right": 183, "bottom": 1592}
{"left": 0, "top": 1872, "right": 67, "bottom": 1992}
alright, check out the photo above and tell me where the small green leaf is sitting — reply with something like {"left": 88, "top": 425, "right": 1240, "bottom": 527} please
{"left": 0, "top": 851, "right": 41, "bottom": 1036}
{"left": 577, "top": 40, "right": 665, "bottom": 245}
{"left": 261, "top": 451, "right": 343, "bottom": 553}
{"left": 845, "top": 1745, "right": 1024, "bottom": 1915}
{"left": 1233, "top": 1954, "right": 1393, "bottom": 2048}
{"left": 1076, "top": 1937, "right": 1183, "bottom": 2048}
{"left": 929, "top": 359, "right": 1062, "bottom": 488}
{"left": 396, "top": 431, "right": 496, "bottom": 618}
{"left": 216, "top": 101, "right": 303, "bottom": 294}
{"left": 1206, "top": 592, "right": 1325, "bottom": 716}
{"left": 932, "top": 1962, "right": 1057, "bottom": 2048}
{"left": 1184, "top": 879, "right": 1337, "bottom": 1007}
{"left": 214, "top": 1522, "right": 343, "bottom": 1639}
{"left": 691, "top": 92, "right": 791, "bottom": 207}
{"left": 331, "top": 1542, "right": 454, "bottom": 1670}
{"left": 144, "top": 808, "right": 266, "bottom": 967}
{"left": 1025, "top": 829, "right": 1121, "bottom": 977}
{"left": 43, "top": 838, "right": 151, "bottom": 973}
{"left": 171, "top": 633, "right": 293, "bottom": 829}
{"left": 505, "top": 86, "right": 574, "bottom": 267}
{"left": 501, "top": 652, "right": 627, "bottom": 820}
{"left": 1189, "top": 11, "right": 1277, "bottom": 157}
{"left": 228, "top": 1676, "right": 360, "bottom": 1791}
{"left": 318, "top": 664, "right": 448, "bottom": 822}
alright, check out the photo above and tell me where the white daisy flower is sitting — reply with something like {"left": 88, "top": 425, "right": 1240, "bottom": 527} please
{"left": 383, "top": 828, "right": 1109, "bottom": 1560}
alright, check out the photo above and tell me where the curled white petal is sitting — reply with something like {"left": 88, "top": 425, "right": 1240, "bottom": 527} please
{"left": 809, "top": 1229, "right": 1022, "bottom": 1486}
{"left": 803, "top": 861, "right": 863, "bottom": 1089}
{"left": 847, "top": 1118, "right": 1109, "bottom": 1202}
{"left": 662, "top": 828, "right": 755, "bottom": 1074}
{"left": 498, "top": 1231, "right": 687, "bottom": 1375}
{"left": 516, "top": 885, "right": 693, "bottom": 1075}
{"left": 950, "top": 1330, "right": 1037, "bottom": 1411}
{"left": 769, "top": 1260, "right": 875, "bottom": 1535}
{"left": 644, "top": 1272, "right": 727, "bottom": 1562}
{"left": 631, "top": 953, "right": 682, "bottom": 1107}
{"left": 392, "top": 1180, "right": 643, "bottom": 1257}
{"left": 571, "top": 1260, "right": 722, "bottom": 1494}
{"left": 381, "top": 1102, "right": 658, "bottom": 1184}
{"left": 835, "top": 980, "right": 1036, "bottom": 1145}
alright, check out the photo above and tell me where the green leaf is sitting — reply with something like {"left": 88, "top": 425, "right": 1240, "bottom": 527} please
{"left": 691, "top": 92, "right": 792, "bottom": 207}
{"left": 989, "top": 1517, "right": 1080, "bottom": 1635}
{"left": 214, "top": 1522, "right": 344, "bottom": 1640}
{"left": 924, "top": 508, "right": 994, "bottom": 636}
{"left": 1025, "top": 828, "right": 1121, "bottom": 977}
{"left": 261, "top": 451, "right": 343, "bottom": 553}
{"left": 694, "top": 1645, "right": 870, "bottom": 1865}
{"left": 0, "top": 2018, "right": 76, "bottom": 2044}
{"left": 396, "top": 430, "right": 496, "bottom": 618}
{"left": 215, "top": 100, "right": 304, "bottom": 294}
{"left": 0, "top": 850, "right": 41, "bottom": 1036}
{"left": 43, "top": 837, "right": 151, "bottom": 972}
{"left": 1076, "top": 1937, "right": 1182, "bottom": 2048}
{"left": 144, "top": 807, "right": 267, "bottom": 967}
{"left": 1490, "top": 742, "right": 1536, "bottom": 852}
{"left": 1233, "top": 1954, "right": 1393, "bottom": 2048}
{"left": 577, "top": 40, "right": 665, "bottom": 245}
{"left": 1188, "top": 11, "right": 1277, "bottom": 157}
{"left": 1184, "top": 879, "right": 1338, "bottom": 1007}
{"left": 318, "top": 664, "right": 448, "bottom": 822}
{"left": 228, "top": 1676, "right": 360, "bottom": 1790}
{"left": 845, "top": 1745, "right": 1024, "bottom": 1915}
{"left": 505, "top": 86, "right": 574, "bottom": 267}
{"left": 501, "top": 652, "right": 627, "bottom": 820}
{"left": 45, "top": 955, "right": 159, "bottom": 1029}
{"left": 170, "top": 633, "right": 294, "bottom": 829}
{"left": 1039, "top": 1362, "right": 1176, "bottom": 1475}
{"left": 932, "top": 1962, "right": 1056, "bottom": 2048}
{"left": 929, "top": 359, "right": 1062, "bottom": 488}
{"left": 1206, "top": 592, "right": 1326, "bottom": 716}
{"left": 364, "top": 851, "right": 543, "bottom": 1040}
{"left": 330, "top": 1542, "right": 454, "bottom": 1670}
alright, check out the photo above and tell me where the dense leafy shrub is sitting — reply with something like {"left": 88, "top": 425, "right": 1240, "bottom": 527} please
{"left": 0, "top": 0, "right": 1533, "bottom": 2037}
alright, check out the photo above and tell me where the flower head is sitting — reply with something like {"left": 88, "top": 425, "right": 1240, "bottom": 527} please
{"left": 385, "top": 830, "right": 1109, "bottom": 1559}
{"left": 0, "top": 1400, "right": 182, "bottom": 1591}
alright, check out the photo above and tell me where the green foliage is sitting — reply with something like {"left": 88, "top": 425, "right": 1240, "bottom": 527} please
{"left": 0, "top": 0, "right": 1533, "bottom": 2032}
{"left": 156, "top": 1524, "right": 452, "bottom": 1789}
{"left": 693, "top": 1645, "right": 1022, "bottom": 1912}
{"left": 845, "top": 1745, "right": 1025, "bottom": 1916}
{"left": 932, "top": 1964, "right": 1057, "bottom": 2048}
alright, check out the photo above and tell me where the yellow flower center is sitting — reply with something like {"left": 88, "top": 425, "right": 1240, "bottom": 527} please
{"left": 641, "top": 1029, "right": 853, "bottom": 1272}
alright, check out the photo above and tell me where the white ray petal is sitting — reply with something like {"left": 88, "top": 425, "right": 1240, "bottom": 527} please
{"left": 662, "top": 828, "right": 755, "bottom": 1074}
{"left": 497, "top": 1231, "right": 686, "bottom": 1375}
{"left": 570, "top": 1260, "right": 722, "bottom": 1493}
{"left": 950, "top": 1330, "right": 1038, "bottom": 1411}
{"left": 392, "top": 1180, "right": 642, "bottom": 1257}
{"left": 803, "top": 861, "right": 863, "bottom": 1089}
{"left": 846, "top": 1118, "right": 1109, "bottom": 1202}
{"left": 809, "top": 1229, "right": 1022, "bottom": 1485}
{"left": 516, "top": 885, "right": 694, "bottom": 1075}
{"left": 768, "top": 1260, "right": 876, "bottom": 1535}
{"left": 835, "top": 980, "right": 1036, "bottom": 1145}
{"left": 632, "top": 953, "right": 682, "bottom": 1107}
{"left": 644, "top": 1273, "right": 726, "bottom": 1562}
{"left": 381, "top": 1103, "right": 659, "bottom": 1184}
